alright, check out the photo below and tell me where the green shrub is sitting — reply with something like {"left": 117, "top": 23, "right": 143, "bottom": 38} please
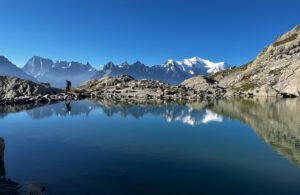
{"left": 269, "top": 68, "right": 283, "bottom": 76}
{"left": 235, "top": 83, "right": 259, "bottom": 91}
{"left": 273, "top": 33, "right": 298, "bottom": 47}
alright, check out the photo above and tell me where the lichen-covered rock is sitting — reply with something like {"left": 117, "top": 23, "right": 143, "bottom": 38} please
{"left": 181, "top": 76, "right": 227, "bottom": 99}
{"left": 181, "top": 76, "right": 212, "bottom": 91}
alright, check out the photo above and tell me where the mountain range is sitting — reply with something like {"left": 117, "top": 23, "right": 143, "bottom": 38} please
{"left": 0, "top": 55, "right": 231, "bottom": 88}
{"left": 22, "top": 56, "right": 96, "bottom": 87}
{"left": 95, "top": 57, "right": 231, "bottom": 85}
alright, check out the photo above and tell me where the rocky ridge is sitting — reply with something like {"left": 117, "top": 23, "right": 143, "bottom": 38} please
{"left": 206, "top": 25, "right": 300, "bottom": 97}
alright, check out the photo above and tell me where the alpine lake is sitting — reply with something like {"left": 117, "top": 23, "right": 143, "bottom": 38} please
{"left": 0, "top": 98, "right": 299, "bottom": 194}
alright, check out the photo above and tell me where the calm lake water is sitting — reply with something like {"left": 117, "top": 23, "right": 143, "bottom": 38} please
{"left": 0, "top": 98, "right": 299, "bottom": 194}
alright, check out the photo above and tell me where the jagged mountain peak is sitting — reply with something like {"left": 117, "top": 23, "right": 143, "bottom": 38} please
{"left": 2, "top": 54, "right": 231, "bottom": 87}
{"left": 162, "top": 57, "right": 231, "bottom": 75}
{"left": 120, "top": 61, "right": 129, "bottom": 67}
{"left": 103, "top": 61, "right": 116, "bottom": 70}
{"left": 22, "top": 56, "right": 98, "bottom": 87}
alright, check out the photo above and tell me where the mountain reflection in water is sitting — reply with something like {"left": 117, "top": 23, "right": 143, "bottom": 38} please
{"left": 0, "top": 98, "right": 299, "bottom": 167}
{"left": 0, "top": 98, "right": 299, "bottom": 194}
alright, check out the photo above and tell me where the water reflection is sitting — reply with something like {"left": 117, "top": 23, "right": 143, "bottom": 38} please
{"left": 0, "top": 100, "right": 223, "bottom": 126}
{"left": 208, "top": 98, "right": 300, "bottom": 167}
{"left": 0, "top": 98, "right": 299, "bottom": 166}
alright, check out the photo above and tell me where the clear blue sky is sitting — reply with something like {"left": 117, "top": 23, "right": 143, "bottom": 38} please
{"left": 0, "top": 0, "right": 299, "bottom": 68}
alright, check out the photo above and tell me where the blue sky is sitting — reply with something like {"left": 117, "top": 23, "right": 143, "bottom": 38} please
{"left": 0, "top": 0, "right": 299, "bottom": 68}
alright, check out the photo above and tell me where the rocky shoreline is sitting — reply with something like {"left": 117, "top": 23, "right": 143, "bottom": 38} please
{"left": 1, "top": 73, "right": 299, "bottom": 107}
{"left": 0, "top": 92, "right": 87, "bottom": 106}
{"left": 0, "top": 75, "right": 228, "bottom": 106}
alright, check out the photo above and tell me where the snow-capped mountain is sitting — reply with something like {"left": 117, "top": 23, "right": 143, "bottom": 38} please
{"left": 5, "top": 55, "right": 232, "bottom": 87}
{"left": 94, "top": 57, "right": 231, "bottom": 84}
{"left": 0, "top": 56, "right": 37, "bottom": 82}
{"left": 23, "top": 56, "right": 97, "bottom": 87}
{"left": 164, "top": 57, "right": 231, "bottom": 76}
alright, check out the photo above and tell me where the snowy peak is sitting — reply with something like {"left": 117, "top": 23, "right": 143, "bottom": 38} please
{"left": 7, "top": 55, "right": 232, "bottom": 87}
{"left": 94, "top": 56, "right": 231, "bottom": 85}
{"left": 164, "top": 57, "right": 231, "bottom": 75}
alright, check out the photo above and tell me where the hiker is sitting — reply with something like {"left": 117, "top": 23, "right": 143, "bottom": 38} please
{"left": 65, "top": 80, "right": 72, "bottom": 92}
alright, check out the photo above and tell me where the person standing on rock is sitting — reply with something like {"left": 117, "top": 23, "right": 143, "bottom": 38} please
{"left": 66, "top": 80, "right": 72, "bottom": 92}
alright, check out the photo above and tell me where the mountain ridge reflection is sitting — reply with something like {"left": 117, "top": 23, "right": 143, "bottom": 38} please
{"left": 0, "top": 100, "right": 223, "bottom": 126}
{"left": 0, "top": 98, "right": 299, "bottom": 166}
{"left": 208, "top": 98, "right": 300, "bottom": 166}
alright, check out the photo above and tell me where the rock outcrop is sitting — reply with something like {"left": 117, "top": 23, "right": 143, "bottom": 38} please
{"left": 0, "top": 76, "right": 78, "bottom": 105}
{"left": 181, "top": 76, "right": 226, "bottom": 96}
{"left": 0, "top": 76, "right": 62, "bottom": 99}
{"left": 208, "top": 25, "right": 300, "bottom": 97}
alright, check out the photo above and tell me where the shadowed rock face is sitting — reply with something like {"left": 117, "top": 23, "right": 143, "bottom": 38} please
{"left": 0, "top": 76, "right": 62, "bottom": 99}
{"left": 208, "top": 98, "right": 300, "bottom": 166}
